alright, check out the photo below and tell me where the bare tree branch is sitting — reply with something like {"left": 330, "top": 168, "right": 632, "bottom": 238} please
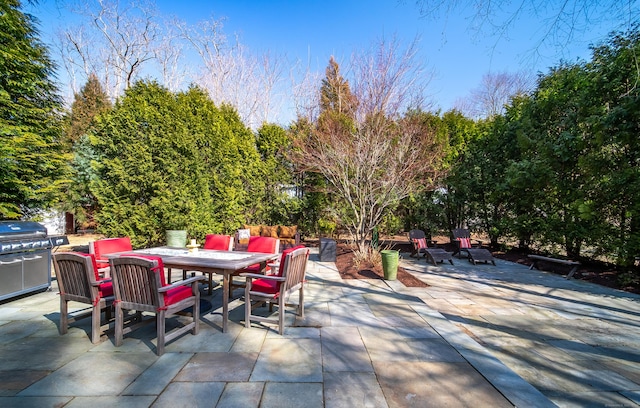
{"left": 292, "top": 39, "right": 444, "bottom": 254}
{"left": 56, "top": 0, "right": 169, "bottom": 100}
{"left": 411, "top": 0, "right": 638, "bottom": 59}
{"left": 456, "top": 70, "right": 535, "bottom": 118}
{"left": 183, "top": 17, "right": 287, "bottom": 128}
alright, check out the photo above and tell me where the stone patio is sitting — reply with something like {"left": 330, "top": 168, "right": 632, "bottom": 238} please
{"left": 0, "top": 248, "right": 639, "bottom": 407}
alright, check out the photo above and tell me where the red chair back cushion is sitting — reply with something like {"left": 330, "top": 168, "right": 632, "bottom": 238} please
{"left": 457, "top": 237, "right": 472, "bottom": 249}
{"left": 246, "top": 236, "right": 277, "bottom": 254}
{"left": 276, "top": 245, "right": 305, "bottom": 276}
{"left": 204, "top": 234, "right": 232, "bottom": 250}
{"left": 75, "top": 252, "right": 113, "bottom": 298}
{"left": 93, "top": 237, "right": 132, "bottom": 268}
{"left": 125, "top": 255, "right": 192, "bottom": 305}
{"left": 127, "top": 255, "right": 166, "bottom": 286}
{"left": 412, "top": 238, "right": 427, "bottom": 249}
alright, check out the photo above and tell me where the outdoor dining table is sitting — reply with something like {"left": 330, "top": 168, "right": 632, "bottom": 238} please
{"left": 107, "top": 246, "right": 279, "bottom": 333}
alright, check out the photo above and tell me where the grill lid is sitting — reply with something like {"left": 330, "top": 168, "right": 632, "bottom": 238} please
{"left": 0, "top": 221, "right": 47, "bottom": 241}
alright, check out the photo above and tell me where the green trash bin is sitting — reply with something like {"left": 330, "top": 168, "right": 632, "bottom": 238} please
{"left": 381, "top": 249, "right": 399, "bottom": 280}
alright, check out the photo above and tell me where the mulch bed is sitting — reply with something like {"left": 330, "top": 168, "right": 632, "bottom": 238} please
{"left": 335, "top": 243, "right": 429, "bottom": 288}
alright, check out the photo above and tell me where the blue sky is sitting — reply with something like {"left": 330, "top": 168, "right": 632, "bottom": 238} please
{"left": 29, "top": 0, "right": 625, "bottom": 115}
{"left": 160, "top": 0, "right": 598, "bottom": 109}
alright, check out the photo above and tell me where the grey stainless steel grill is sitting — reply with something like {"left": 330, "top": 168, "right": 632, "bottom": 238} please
{"left": 0, "top": 221, "right": 52, "bottom": 301}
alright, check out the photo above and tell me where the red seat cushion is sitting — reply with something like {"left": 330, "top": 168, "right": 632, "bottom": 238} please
{"left": 164, "top": 286, "right": 193, "bottom": 305}
{"left": 250, "top": 278, "right": 280, "bottom": 295}
{"left": 247, "top": 245, "right": 307, "bottom": 295}
{"left": 98, "top": 281, "right": 114, "bottom": 298}
{"left": 241, "top": 263, "right": 264, "bottom": 273}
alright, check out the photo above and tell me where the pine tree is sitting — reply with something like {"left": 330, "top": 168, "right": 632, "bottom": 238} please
{"left": 63, "top": 75, "right": 112, "bottom": 230}
{"left": 67, "top": 73, "right": 112, "bottom": 146}
{"left": 319, "top": 56, "right": 357, "bottom": 116}
{"left": 0, "top": 0, "right": 67, "bottom": 218}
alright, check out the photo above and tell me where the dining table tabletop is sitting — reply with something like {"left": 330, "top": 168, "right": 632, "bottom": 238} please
{"left": 108, "top": 246, "right": 279, "bottom": 332}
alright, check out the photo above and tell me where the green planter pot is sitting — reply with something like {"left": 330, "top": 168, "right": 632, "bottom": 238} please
{"left": 166, "top": 229, "right": 187, "bottom": 248}
{"left": 381, "top": 249, "right": 399, "bottom": 280}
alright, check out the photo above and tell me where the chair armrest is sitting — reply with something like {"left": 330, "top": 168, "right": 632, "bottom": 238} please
{"left": 95, "top": 257, "right": 110, "bottom": 266}
{"left": 240, "top": 272, "right": 285, "bottom": 282}
{"left": 472, "top": 239, "right": 485, "bottom": 247}
{"left": 158, "top": 276, "right": 205, "bottom": 292}
{"left": 266, "top": 262, "right": 279, "bottom": 275}
{"left": 91, "top": 277, "right": 112, "bottom": 287}
{"left": 96, "top": 262, "right": 111, "bottom": 278}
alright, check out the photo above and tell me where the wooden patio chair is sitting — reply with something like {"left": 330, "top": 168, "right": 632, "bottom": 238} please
{"left": 409, "top": 229, "right": 454, "bottom": 266}
{"left": 451, "top": 228, "right": 495, "bottom": 265}
{"left": 89, "top": 237, "right": 133, "bottom": 278}
{"left": 241, "top": 246, "right": 310, "bottom": 335}
{"left": 52, "top": 252, "right": 114, "bottom": 344}
{"left": 180, "top": 233, "right": 235, "bottom": 294}
{"left": 109, "top": 255, "right": 204, "bottom": 356}
{"left": 230, "top": 236, "right": 280, "bottom": 296}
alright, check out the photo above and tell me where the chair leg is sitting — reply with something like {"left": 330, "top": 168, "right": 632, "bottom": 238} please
{"left": 91, "top": 302, "right": 101, "bottom": 344}
{"left": 245, "top": 281, "right": 252, "bottom": 329}
{"left": 192, "top": 283, "right": 200, "bottom": 335}
{"left": 298, "top": 287, "right": 305, "bottom": 318}
{"left": 115, "top": 303, "right": 124, "bottom": 347}
{"left": 278, "top": 296, "right": 285, "bottom": 335}
{"left": 157, "top": 310, "right": 166, "bottom": 356}
{"left": 59, "top": 298, "right": 68, "bottom": 335}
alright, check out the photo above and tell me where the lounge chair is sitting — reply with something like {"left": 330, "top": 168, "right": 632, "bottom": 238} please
{"left": 408, "top": 229, "right": 454, "bottom": 266}
{"left": 451, "top": 228, "right": 495, "bottom": 265}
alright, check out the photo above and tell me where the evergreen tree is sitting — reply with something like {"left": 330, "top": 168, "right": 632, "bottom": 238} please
{"left": 66, "top": 73, "right": 112, "bottom": 146}
{"left": 91, "top": 81, "right": 262, "bottom": 247}
{"left": 255, "top": 123, "right": 299, "bottom": 225}
{"left": 319, "top": 56, "right": 357, "bottom": 116}
{"left": 62, "top": 74, "right": 112, "bottom": 229}
{"left": 0, "top": 0, "right": 67, "bottom": 218}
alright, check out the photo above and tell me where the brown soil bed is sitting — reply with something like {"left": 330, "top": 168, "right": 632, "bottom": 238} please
{"left": 329, "top": 238, "right": 640, "bottom": 294}
{"left": 335, "top": 243, "right": 429, "bottom": 288}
